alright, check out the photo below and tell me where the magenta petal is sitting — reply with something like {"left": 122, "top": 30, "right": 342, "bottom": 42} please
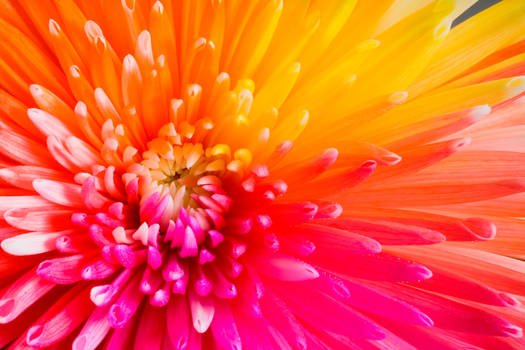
{"left": 167, "top": 295, "right": 190, "bottom": 350}
{"left": 0, "top": 267, "right": 54, "bottom": 324}
{"left": 250, "top": 252, "right": 319, "bottom": 281}
{"left": 210, "top": 300, "right": 242, "bottom": 350}
{"left": 72, "top": 305, "right": 111, "bottom": 350}
{"left": 189, "top": 290, "right": 215, "bottom": 334}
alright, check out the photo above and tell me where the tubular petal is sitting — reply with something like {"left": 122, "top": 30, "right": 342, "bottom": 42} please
{"left": 271, "top": 279, "right": 386, "bottom": 340}
{"left": 26, "top": 287, "right": 93, "bottom": 348}
{"left": 32, "top": 179, "right": 83, "bottom": 207}
{"left": 0, "top": 267, "right": 54, "bottom": 324}
{"left": 72, "top": 305, "right": 111, "bottom": 350}
{"left": 251, "top": 252, "right": 319, "bottom": 281}
{"left": 167, "top": 295, "right": 190, "bottom": 350}
{"left": 1, "top": 231, "right": 62, "bottom": 256}
{"left": 108, "top": 270, "right": 144, "bottom": 328}
{"left": 0, "top": 166, "right": 69, "bottom": 191}
{"left": 210, "top": 301, "right": 242, "bottom": 350}
{"left": 189, "top": 290, "right": 215, "bottom": 334}
{"left": 134, "top": 305, "right": 165, "bottom": 350}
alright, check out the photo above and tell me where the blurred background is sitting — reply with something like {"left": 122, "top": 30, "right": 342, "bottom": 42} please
{"left": 453, "top": 0, "right": 501, "bottom": 26}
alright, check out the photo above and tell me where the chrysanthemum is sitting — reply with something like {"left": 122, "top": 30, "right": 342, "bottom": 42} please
{"left": 0, "top": 0, "right": 524, "bottom": 349}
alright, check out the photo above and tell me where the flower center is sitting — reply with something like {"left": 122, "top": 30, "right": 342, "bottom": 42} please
{"left": 139, "top": 140, "right": 229, "bottom": 221}
{"left": 130, "top": 122, "right": 252, "bottom": 224}
{"left": 69, "top": 121, "right": 263, "bottom": 308}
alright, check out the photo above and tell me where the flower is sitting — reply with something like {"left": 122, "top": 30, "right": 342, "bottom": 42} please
{"left": 0, "top": 0, "right": 524, "bottom": 349}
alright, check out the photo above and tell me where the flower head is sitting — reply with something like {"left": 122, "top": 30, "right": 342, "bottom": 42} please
{"left": 0, "top": 0, "right": 524, "bottom": 349}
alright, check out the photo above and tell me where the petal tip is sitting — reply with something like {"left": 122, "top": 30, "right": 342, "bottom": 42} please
{"left": 72, "top": 335, "right": 87, "bottom": 350}
{"left": 0, "top": 298, "right": 15, "bottom": 323}
{"left": 502, "top": 324, "right": 522, "bottom": 338}
{"left": 26, "top": 325, "right": 44, "bottom": 346}
{"left": 499, "top": 293, "right": 521, "bottom": 308}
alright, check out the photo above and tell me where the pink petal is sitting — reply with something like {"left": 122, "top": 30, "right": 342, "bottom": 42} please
{"left": 272, "top": 280, "right": 385, "bottom": 340}
{"left": 179, "top": 226, "right": 198, "bottom": 258}
{"left": 309, "top": 252, "right": 432, "bottom": 282}
{"left": 322, "top": 218, "right": 446, "bottom": 245}
{"left": 104, "top": 299, "right": 140, "bottom": 350}
{"left": 193, "top": 265, "right": 212, "bottom": 296}
{"left": 81, "top": 176, "right": 113, "bottom": 211}
{"left": 374, "top": 282, "right": 523, "bottom": 337}
{"left": 0, "top": 166, "right": 69, "bottom": 191}
{"left": 1, "top": 231, "right": 62, "bottom": 256}
{"left": 90, "top": 269, "right": 132, "bottom": 307}
{"left": 266, "top": 325, "right": 294, "bottom": 350}
{"left": 72, "top": 305, "right": 111, "bottom": 350}
{"left": 0, "top": 267, "right": 54, "bottom": 324}
{"left": 291, "top": 223, "right": 382, "bottom": 255}
{"left": 108, "top": 270, "right": 144, "bottom": 328}
{"left": 46, "top": 135, "right": 81, "bottom": 172}
{"left": 27, "top": 107, "right": 73, "bottom": 140}
{"left": 37, "top": 254, "right": 88, "bottom": 284}
{"left": 133, "top": 305, "right": 165, "bottom": 350}
{"left": 189, "top": 290, "right": 215, "bottom": 333}
{"left": 0, "top": 195, "right": 54, "bottom": 216}
{"left": 269, "top": 202, "right": 318, "bottom": 225}
{"left": 167, "top": 295, "right": 190, "bottom": 350}
{"left": 415, "top": 267, "right": 521, "bottom": 307}
{"left": 210, "top": 300, "right": 241, "bottom": 350}
{"left": 56, "top": 233, "right": 95, "bottom": 253}
{"left": 232, "top": 309, "right": 276, "bottom": 350}
{"left": 4, "top": 208, "right": 73, "bottom": 231}
{"left": 251, "top": 252, "right": 319, "bottom": 281}
{"left": 26, "top": 286, "right": 93, "bottom": 348}
{"left": 279, "top": 236, "right": 316, "bottom": 256}
{"left": 113, "top": 245, "right": 147, "bottom": 268}
{"left": 64, "top": 136, "right": 102, "bottom": 168}
{"left": 0, "top": 128, "right": 56, "bottom": 166}
{"left": 260, "top": 292, "right": 306, "bottom": 350}
{"left": 211, "top": 266, "right": 237, "bottom": 299}
{"left": 162, "top": 253, "right": 184, "bottom": 281}
{"left": 81, "top": 258, "right": 119, "bottom": 280}
{"left": 319, "top": 275, "right": 434, "bottom": 327}
{"left": 140, "top": 266, "right": 161, "bottom": 294}
{"left": 313, "top": 201, "right": 342, "bottom": 219}
{"left": 150, "top": 281, "right": 172, "bottom": 307}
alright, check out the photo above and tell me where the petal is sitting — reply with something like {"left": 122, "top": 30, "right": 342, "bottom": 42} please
{"left": 210, "top": 300, "right": 242, "bottom": 350}
{"left": 4, "top": 208, "right": 73, "bottom": 231}
{"left": 26, "top": 286, "right": 93, "bottom": 348}
{"left": 0, "top": 196, "right": 54, "bottom": 216}
{"left": 108, "top": 270, "right": 144, "bottom": 328}
{"left": 0, "top": 129, "right": 55, "bottom": 166}
{"left": 33, "top": 179, "right": 83, "bottom": 208}
{"left": 250, "top": 252, "right": 319, "bottom": 281}
{"left": 133, "top": 305, "right": 165, "bottom": 350}
{"left": 309, "top": 252, "right": 432, "bottom": 282}
{"left": 289, "top": 223, "right": 382, "bottom": 255}
{"left": 1, "top": 231, "right": 62, "bottom": 256}
{"left": 72, "top": 305, "right": 111, "bottom": 350}
{"left": 0, "top": 267, "right": 54, "bottom": 324}
{"left": 189, "top": 290, "right": 215, "bottom": 334}
{"left": 167, "top": 295, "right": 190, "bottom": 350}
{"left": 271, "top": 279, "right": 385, "bottom": 340}
{"left": 0, "top": 166, "right": 69, "bottom": 190}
